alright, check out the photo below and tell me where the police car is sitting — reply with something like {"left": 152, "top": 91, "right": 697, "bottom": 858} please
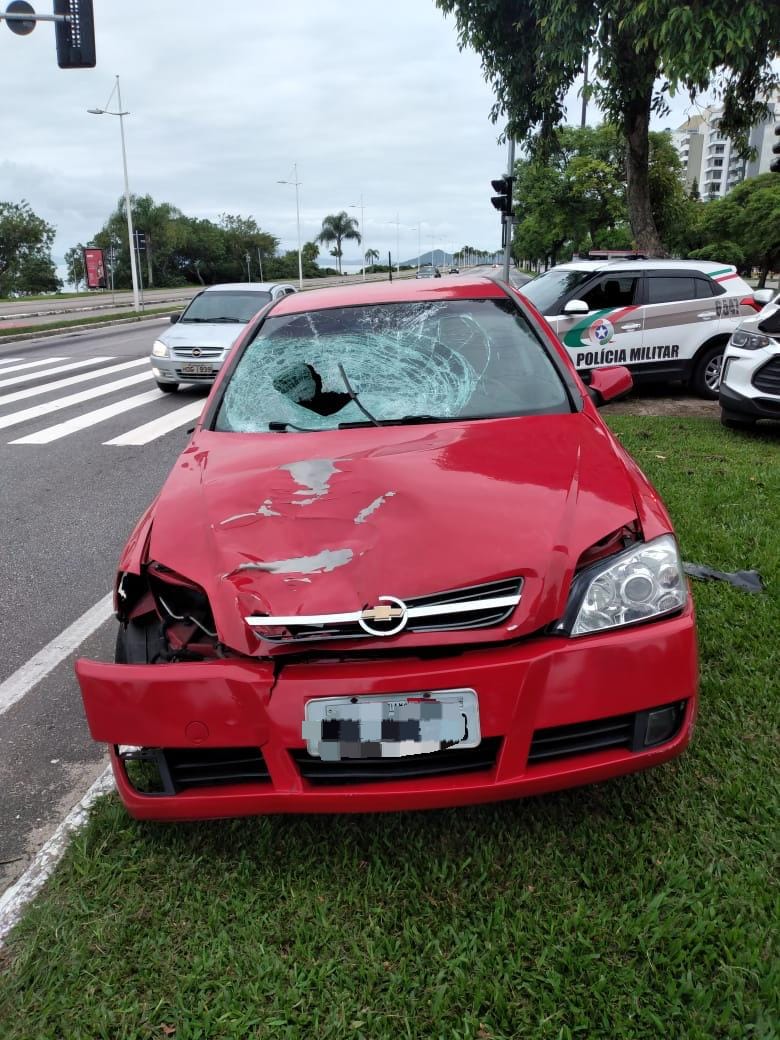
{"left": 520, "top": 259, "right": 764, "bottom": 398}
{"left": 719, "top": 289, "right": 780, "bottom": 427}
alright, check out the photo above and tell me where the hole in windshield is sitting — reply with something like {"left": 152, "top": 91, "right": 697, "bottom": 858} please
{"left": 214, "top": 298, "right": 571, "bottom": 433}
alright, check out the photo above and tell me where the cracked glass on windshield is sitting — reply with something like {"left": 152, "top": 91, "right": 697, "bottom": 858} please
{"left": 214, "top": 298, "right": 570, "bottom": 432}
{"left": 181, "top": 290, "right": 272, "bottom": 323}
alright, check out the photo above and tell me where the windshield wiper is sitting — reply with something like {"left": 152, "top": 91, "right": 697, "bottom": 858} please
{"left": 207, "top": 316, "right": 241, "bottom": 323}
{"left": 337, "top": 363, "right": 382, "bottom": 426}
{"left": 268, "top": 420, "right": 318, "bottom": 432}
{"left": 338, "top": 414, "right": 454, "bottom": 429}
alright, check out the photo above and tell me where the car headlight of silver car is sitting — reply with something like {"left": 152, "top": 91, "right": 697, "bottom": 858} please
{"left": 151, "top": 340, "right": 169, "bottom": 358}
{"left": 554, "top": 534, "right": 687, "bottom": 637}
{"left": 728, "top": 328, "right": 771, "bottom": 351}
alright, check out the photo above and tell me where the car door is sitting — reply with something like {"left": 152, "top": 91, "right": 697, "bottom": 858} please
{"left": 640, "top": 273, "right": 710, "bottom": 375}
{"left": 555, "top": 272, "right": 644, "bottom": 372}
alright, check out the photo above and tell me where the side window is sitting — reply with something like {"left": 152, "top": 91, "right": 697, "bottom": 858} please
{"left": 580, "top": 276, "right": 640, "bottom": 310}
{"left": 695, "top": 278, "right": 716, "bottom": 298}
{"left": 285, "top": 287, "right": 296, "bottom": 295}
{"left": 646, "top": 276, "right": 697, "bottom": 305}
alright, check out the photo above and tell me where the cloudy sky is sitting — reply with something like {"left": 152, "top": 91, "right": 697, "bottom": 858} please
{"left": 1, "top": 1, "right": 712, "bottom": 276}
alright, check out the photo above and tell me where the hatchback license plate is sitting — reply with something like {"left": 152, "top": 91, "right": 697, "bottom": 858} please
{"left": 302, "top": 689, "right": 480, "bottom": 760}
{"left": 180, "top": 363, "right": 213, "bottom": 375}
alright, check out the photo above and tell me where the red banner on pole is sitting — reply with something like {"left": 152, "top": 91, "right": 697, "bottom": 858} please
{"left": 83, "top": 247, "right": 107, "bottom": 289}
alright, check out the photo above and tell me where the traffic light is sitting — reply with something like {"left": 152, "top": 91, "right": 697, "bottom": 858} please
{"left": 771, "top": 124, "right": 780, "bottom": 174}
{"left": 491, "top": 176, "right": 514, "bottom": 217}
{"left": 53, "top": 0, "right": 95, "bottom": 68}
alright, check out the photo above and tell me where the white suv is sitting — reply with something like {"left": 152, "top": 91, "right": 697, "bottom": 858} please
{"left": 520, "top": 259, "right": 763, "bottom": 398}
{"left": 719, "top": 290, "right": 780, "bottom": 427}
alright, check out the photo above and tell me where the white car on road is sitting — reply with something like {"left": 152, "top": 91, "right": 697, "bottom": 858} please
{"left": 719, "top": 289, "right": 780, "bottom": 427}
{"left": 521, "top": 259, "right": 764, "bottom": 398}
{"left": 150, "top": 282, "right": 297, "bottom": 391}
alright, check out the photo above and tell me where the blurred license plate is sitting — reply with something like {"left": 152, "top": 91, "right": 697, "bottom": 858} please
{"left": 180, "top": 363, "right": 213, "bottom": 375}
{"left": 302, "top": 689, "right": 480, "bottom": 760}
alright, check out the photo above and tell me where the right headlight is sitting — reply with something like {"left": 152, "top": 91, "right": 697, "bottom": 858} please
{"left": 728, "top": 328, "right": 771, "bottom": 351}
{"left": 554, "top": 534, "right": 687, "bottom": 637}
{"left": 152, "top": 340, "right": 169, "bottom": 358}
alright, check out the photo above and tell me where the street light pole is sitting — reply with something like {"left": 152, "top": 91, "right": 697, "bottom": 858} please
{"left": 350, "top": 194, "right": 366, "bottom": 280}
{"left": 278, "top": 164, "right": 303, "bottom": 290}
{"left": 88, "top": 76, "right": 140, "bottom": 312}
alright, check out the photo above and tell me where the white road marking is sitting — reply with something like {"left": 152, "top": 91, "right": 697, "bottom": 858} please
{"left": 0, "top": 593, "right": 114, "bottom": 717}
{"left": 0, "top": 358, "right": 147, "bottom": 407}
{"left": 0, "top": 371, "right": 152, "bottom": 430}
{"left": 105, "top": 399, "right": 204, "bottom": 445}
{"left": 0, "top": 357, "right": 66, "bottom": 378}
{"left": 0, "top": 357, "right": 23, "bottom": 366}
{"left": 0, "top": 356, "right": 116, "bottom": 390}
{"left": 0, "top": 767, "right": 114, "bottom": 947}
{"left": 10, "top": 388, "right": 164, "bottom": 443}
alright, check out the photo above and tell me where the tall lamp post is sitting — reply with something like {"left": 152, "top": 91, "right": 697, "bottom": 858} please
{"left": 349, "top": 194, "right": 366, "bottom": 280}
{"left": 88, "top": 76, "right": 140, "bottom": 312}
{"left": 278, "top": 163, "right": 303, "bottom": 290}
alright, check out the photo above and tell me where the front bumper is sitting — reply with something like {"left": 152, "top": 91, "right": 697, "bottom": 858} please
{"left": 76, "top": 607, "right": 698, "bottom": 820}
{"left": 719, "top": 382, "right": 780, "bottom": 420}
{"left": 150, "top": 356, "right": 224, "bottom": 385}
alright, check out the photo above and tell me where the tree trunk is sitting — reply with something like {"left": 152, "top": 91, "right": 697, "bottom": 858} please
{"left": 758, "top": 261, "right": 769, "bottom": 289}
{"left": 623, "top": 88, "right": 665, "bottom": 257}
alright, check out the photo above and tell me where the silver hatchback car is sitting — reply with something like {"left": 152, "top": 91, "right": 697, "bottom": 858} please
{"left": 150, "top": 282, "right": 297, "bottom": 390}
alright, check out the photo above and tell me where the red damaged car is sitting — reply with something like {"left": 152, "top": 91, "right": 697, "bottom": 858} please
{"left": 76, "top": 275, "right": 697, "bottom": 820}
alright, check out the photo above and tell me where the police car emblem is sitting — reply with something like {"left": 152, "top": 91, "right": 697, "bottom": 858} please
{"left": 589, "top": 318, "right": 614, "bottom": 346}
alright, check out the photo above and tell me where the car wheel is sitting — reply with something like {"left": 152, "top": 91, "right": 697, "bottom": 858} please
{"left": 115, "top": 616, "right": 167, "bottom": 664}
{"left": 690, "top": 342, "right": 726, "bottom": 399}
{"left": 156, "top": 380, "right": 179, "bottom": 393}
{"left": 720, "top": 409, "right": 757, "bottom": 429}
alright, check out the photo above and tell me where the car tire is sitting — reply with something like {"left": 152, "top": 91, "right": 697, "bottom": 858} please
{"left": 115, "top": 616, "right": 167, "bottom": 664}
{"left": 720, "top": 409, "right": 757, "bottom": 429}
{"left": 690, "top": 341, "right": 727, "bottom": 400}
{"left": 156, "top": 380, "right": 179, "bottom": 393}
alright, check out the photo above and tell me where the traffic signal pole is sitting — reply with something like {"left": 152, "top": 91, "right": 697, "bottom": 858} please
{"left": 502, "top": 138, "right": 515, "bottom": 283}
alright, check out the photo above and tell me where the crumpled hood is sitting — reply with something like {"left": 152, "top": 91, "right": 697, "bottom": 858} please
{"left": 148, "top": 414, "right": 642, "bottom": 654}
{"left": 160, "top": 322, "right": 246, "bottom": 351}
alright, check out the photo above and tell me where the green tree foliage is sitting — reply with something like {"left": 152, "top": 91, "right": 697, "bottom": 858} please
{"left": 316, "top": 211, "right": 361, "bottom": 275}
{"left": 64, "top": 245, "right": 86, "bottom": 289}
{"left": 693, "top": 174, "right": 780, "bottom": 286}
{"left": 0, "top": 200, "right": 61, "bottom": 296}
{"left": 511, "top": 124, "right": 692, "bottom": 264}
{"left": 688, "top": 241, "right": 746, "bottom": 271}
{"left": 436, "top": 0, "right": 779, "bottom": 255}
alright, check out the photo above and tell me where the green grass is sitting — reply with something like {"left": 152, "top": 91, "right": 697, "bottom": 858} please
{"left": 0, "top": 306, "right": 175, "bottom": 338}
{"left": 1, "top": 417, "right": 778, "bottom": 1040}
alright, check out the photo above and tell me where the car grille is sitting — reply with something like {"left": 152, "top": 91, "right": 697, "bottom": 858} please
{"left": 172, "top": 347, "right": 223, "bottom": 359}
{"left": 174, "top": 369, "right": 217, "bottom": 380}
{"left": 751, "top": 357, "right": 780, "bottom": 395}
{"left": 121, "top": 746, "right": 271, "bottom": 793}
{"left": 527, "top": 701, "right": 686, "bottom": 764}
{"left": 291, "top": 737, "right": 502, "bottom": 784}
{"left": 248, "top": 577, "right": 523, "bottom": 643}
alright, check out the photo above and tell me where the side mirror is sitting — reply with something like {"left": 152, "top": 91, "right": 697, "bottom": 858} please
{"left": 563, "top": 299, "right": 590, "bottom": 315}
{"left": 170, "top": 313, "right": 181, "bottom": 324}
{"left": 587, "top": 365, "right": 633, "bottom": 406}
{"left": 753, "top": 289, "right": 775, "bottom": 306}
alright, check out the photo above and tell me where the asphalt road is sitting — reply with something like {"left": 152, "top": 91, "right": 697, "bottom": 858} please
{"left": 0, "top": 318, "right": 197, "bottom": 890}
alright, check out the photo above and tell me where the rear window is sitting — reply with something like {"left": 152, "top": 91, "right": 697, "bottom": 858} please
{"left": 214, "top": 298, "right": 571, "bottom": 433}
{"left": 181, "top": 290, "right": 272, "bottom": 324}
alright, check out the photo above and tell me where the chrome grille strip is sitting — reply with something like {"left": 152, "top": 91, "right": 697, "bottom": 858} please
{"left": 245, "top": 591, "right": 521, "bottom": 630}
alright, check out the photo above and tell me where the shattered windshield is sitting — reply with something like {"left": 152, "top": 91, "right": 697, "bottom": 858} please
{"left": 214, "top": 298, "right": 570, "bottom": 433}
{"left": 181, "top": 290, "right": 272, "bottom": 323}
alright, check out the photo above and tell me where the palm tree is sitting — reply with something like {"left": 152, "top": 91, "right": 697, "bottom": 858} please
{"left": 365, "top": 248, "right": 380, "bottom": 268}
{"left": 316, "top": 211, "right": 361, "bottom": 275}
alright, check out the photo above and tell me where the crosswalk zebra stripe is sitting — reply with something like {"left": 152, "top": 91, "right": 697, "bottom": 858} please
{"left": 104, "top": 400, "right": 205, "bottom": 446}
{"left": 0, "top": 358, "right": 147, "bottom": 407}
{"left": 10, "top": 389, "right": 164, "bottom": 444}
{"left": 0, "top": 356, "right": 115, "bottom": 390}
{"left": 0, "top": 357, "right": 24, "bottom": 367}
{"left": 0, "top": 357, "right": 66, "bottom": 378}
{"left": 0, "top": 371, "right": 152, "bottom": 431}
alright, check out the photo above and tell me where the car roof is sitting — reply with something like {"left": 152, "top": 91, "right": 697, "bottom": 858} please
{"left": 270, "top": 275, "right": 506, "bottom": 315}
{"left": 201, "top": 282, "right": 292, "bottom": 293}
{"left": 547, "top": 259, "right": 736, "bottom": 276}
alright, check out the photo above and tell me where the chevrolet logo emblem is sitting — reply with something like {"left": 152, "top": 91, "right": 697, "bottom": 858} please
{"left": 361, "top": 604, "right": 404, "bottom": 622}
{"left": 358, "top": 596, "right": 408, "bottom": 636}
